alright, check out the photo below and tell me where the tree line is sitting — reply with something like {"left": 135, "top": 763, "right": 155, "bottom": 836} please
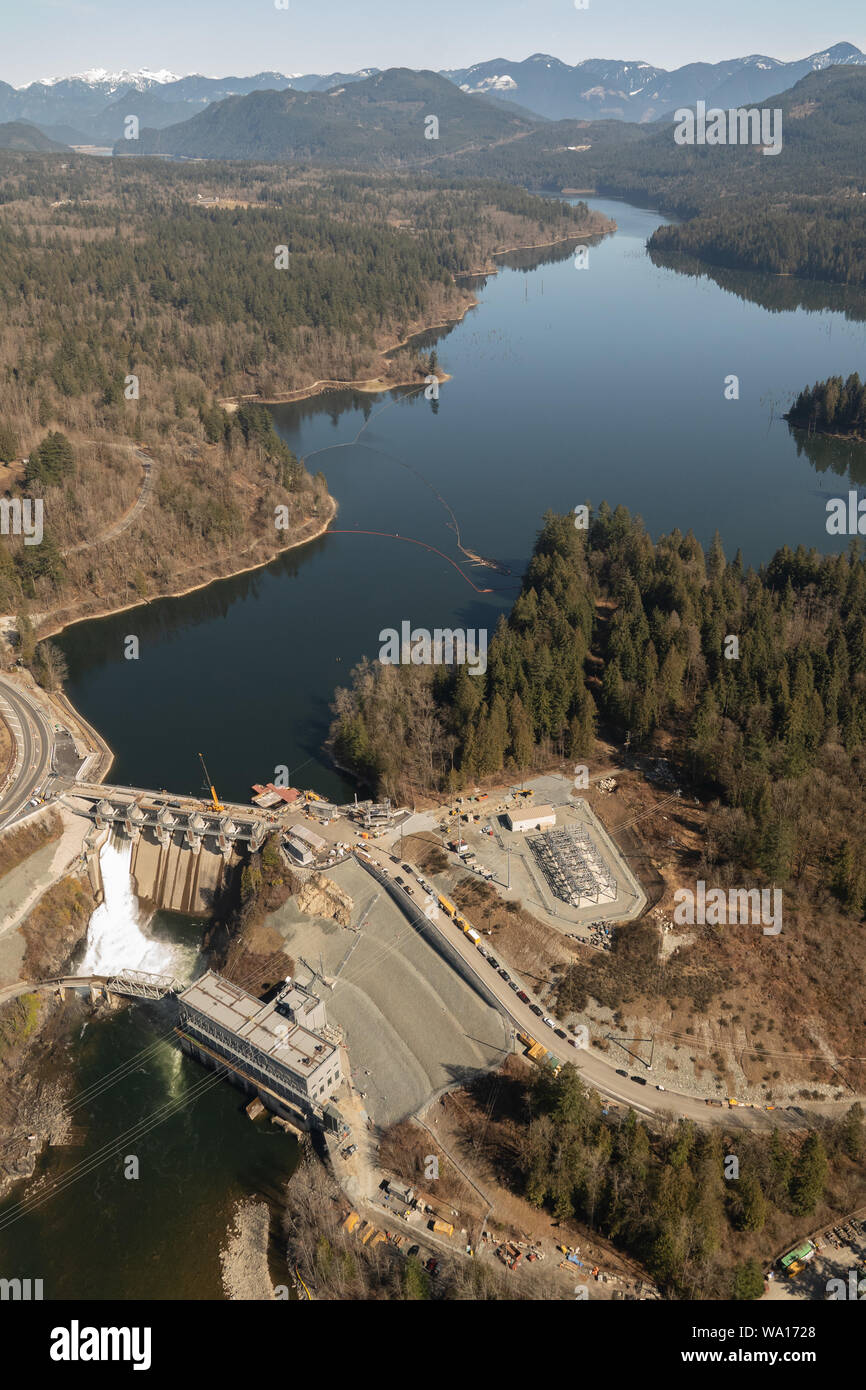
{"left": 517, "top": 1063, "right": 863, "bottom": 1299}
{"left": 330, "top": 506, "right": 866, "bottom": 913}
{"left": 785, "top": 372, "right": 866, "bottom": 437}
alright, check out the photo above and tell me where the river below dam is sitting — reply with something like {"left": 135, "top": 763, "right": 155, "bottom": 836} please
{"left": 3, "top": 197, "right": 866, "bottom": 1297}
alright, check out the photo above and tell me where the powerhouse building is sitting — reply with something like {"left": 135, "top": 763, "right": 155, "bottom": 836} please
{"left": 176, "top": 970, "right": 343, "bottom": 1128}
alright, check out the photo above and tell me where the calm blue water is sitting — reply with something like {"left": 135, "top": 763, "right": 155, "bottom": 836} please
{"left": 56, "top": 198, "right": 866, "bottom": 801}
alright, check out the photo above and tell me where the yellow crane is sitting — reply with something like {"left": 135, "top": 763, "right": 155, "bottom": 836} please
{"left": 198, "top": 752, "right": 224, "bottom": 812}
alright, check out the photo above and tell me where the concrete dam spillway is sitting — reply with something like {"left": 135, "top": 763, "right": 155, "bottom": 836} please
{"left": 79, "top": 836, "right": 199, "bottom": 979}
{"left": 127, "top": 822, "right": 233, "bottom": 917}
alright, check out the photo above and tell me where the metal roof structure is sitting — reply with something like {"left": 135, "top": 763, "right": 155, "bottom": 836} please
{"left": 178, "top": 970, "right": 336, "bottom": 1077}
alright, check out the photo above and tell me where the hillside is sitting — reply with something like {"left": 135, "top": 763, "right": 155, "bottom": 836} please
{"left": 0, "top": 156, "right": 608, "bottom": 641}
{"left": 0, "top": 121, "right": 67, "bottom": 152}
{"left": 118, "top": 69, "right": 540, "bottom": 164}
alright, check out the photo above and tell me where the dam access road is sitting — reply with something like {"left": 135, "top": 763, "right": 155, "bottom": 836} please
{"left": 0, "top": 674, "right": 56, "bottom": 831}
{"left": 0, "top": 672, "right": 857, "bottom": 1135}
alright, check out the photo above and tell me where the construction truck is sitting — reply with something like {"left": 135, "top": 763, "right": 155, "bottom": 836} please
{"left": 517, "top": 1031, "right": 555, "bottom": 1064}
{"left": 431, "top": 1219, "right": 454, "bottom": 1237}
{"left": 437, "top": 894, "right": 457, "bottom": 918}
{"left": 780, "top": 1241, "right": 816, "bottom": 1277}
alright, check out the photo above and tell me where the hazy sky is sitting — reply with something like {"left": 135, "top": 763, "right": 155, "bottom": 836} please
{"left": 5, "top": 0, "right": 865, "bottom": 86}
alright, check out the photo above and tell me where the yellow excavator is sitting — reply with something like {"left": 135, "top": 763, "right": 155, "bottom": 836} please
{"left": 198, "top": 753, "right": 225, "bottom": 812}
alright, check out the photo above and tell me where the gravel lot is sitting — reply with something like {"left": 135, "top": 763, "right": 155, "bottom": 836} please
{"left": 267, "top": 859, "right": 511, "bottom": 1128}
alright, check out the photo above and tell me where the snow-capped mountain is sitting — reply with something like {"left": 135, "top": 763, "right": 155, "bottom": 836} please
{"left": 443, "top": 41, "right": 866, "bottom": 121}
{"left": 2, "top": 43, "right": 864, "bottom": 146}
{"left": 25, "top": 67, "right": 185, "bottom": 91}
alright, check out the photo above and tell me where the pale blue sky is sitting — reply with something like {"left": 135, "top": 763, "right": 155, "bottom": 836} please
{"left": 5, "top": 0, "right": 865, "bottom": 87}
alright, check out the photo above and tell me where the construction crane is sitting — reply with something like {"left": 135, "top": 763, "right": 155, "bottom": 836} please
{"left": 198, "top": 753, "right": 224, "bottom": 812}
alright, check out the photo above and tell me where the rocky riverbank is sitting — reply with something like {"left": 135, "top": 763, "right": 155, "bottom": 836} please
{"left": 220, "top": 1197, "right": 276, "bottom": 1300}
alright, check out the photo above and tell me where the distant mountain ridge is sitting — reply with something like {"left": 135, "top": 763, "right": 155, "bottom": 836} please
{"left": 443, "top": 42, "right": 866, "bottom": 121}
{"left": 4, "top": 42, "right": 865, "bottom": 143}
{"left": 118, "top": 69, "right": 537, "bottom": 164}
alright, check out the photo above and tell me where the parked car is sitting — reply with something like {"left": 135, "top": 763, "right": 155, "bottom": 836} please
{"left": 395, "top": 876, "right": 405, "bottom": 885}
{"left": 631, "top": 1075, "right": 647, "bottom": 1086}
{"left": 488, "top": 958, "right": 500, "bottom": 970}
{"left": 656, "top": 1084, "right": 665, "bottom": 1091}
{"left": 542, "top": 1016, "right": 555, "bottom": 1029}
{"left": 508, "top": 979, "right": 519, "bottom": 992}
{"left": 568, "top": 1038, "right": 579, "bottom": 1048}
{"left": 407, "top": 1245, "right": 420, "bottom": 1258}
{"left": 530, "top": 1004, "right": 543, "bottom": 1017}
{"left": 498, "top": 969, "right": 510, "bottom": 982}
{"left": 616, "top": 1068, "right": 628, "bottom": 1077}
{"left": 425, "top": 1258, "right": 439, "bottom": 1276}
{"left": 517, "top": 991, "right": 530, "bottom": 1004}
{"left": 402, "top": 863, "right": 412, "bottom": 873}
{"left": 341, "top": 1144, "right": 357, "bottom": 1159}
{"left": 554, "top": 1028, "right": 567, "bottom": 1040}
{"left": 390, "top": 855, "right": 400, "bottom": 864}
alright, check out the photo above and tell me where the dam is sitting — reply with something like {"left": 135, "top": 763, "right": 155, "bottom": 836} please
{"left": 61, "top": 781, "right": 276, "bottom": 915}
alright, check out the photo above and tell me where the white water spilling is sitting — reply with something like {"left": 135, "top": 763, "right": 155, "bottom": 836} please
{"left": 79, "top": 837, "right": 182, "bottom": 977}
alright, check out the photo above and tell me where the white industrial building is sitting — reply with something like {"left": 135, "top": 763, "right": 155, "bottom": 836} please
{"left": 506, "top": 804, "right": 557, "bottom": 833}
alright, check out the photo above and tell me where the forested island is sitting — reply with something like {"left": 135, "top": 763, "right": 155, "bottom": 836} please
{"left": 785, "top": 371, "right": 866, "bottom": 437}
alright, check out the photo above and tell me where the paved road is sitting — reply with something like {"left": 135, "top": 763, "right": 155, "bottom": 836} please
{"left": 355, "top": 845, "right": 848, "bottom": 1132}
{"left": 0, "top": 675, "right": 55, "bottom": 831}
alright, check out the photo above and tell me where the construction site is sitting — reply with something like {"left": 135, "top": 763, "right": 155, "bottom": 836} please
{"left": 526, "top": 824, "right": 618, "bottom": 908}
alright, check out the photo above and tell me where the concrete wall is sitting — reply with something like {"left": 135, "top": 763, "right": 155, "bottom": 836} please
{"left": 129, "top": 830, "right": 236, "bottom": 915}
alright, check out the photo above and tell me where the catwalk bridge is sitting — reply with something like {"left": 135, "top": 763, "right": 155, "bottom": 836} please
{"left": 0, "top": 969, "right": 182, "bottom": 1008}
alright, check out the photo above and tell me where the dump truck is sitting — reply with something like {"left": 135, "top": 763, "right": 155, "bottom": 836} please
{"left": 517, "top": 1031, "right": 547, "bottom": 1061}
{"left": 431, "top": 1219, "right": 454, "bottom": 1237}
{"left": 360, "top": 1223, "right": 378, "bottom": 1245}
{"left": 343, "top": 1211, "right": 361, "bottom": 1234}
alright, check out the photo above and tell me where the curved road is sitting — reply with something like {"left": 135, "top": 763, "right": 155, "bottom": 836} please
{"left": 356, "top": 846, "right": 851, "bottom": 1133}
{"left": 0, "top": 675, "right": 55, "bottom": 831}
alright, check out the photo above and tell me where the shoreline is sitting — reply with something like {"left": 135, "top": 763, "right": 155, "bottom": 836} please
{"left": 29, "top": 213, "right": 615, "bottom": 780}
{"left": 218, "top": 220, "right": 612, "bottom": 410}
{"left": 36, "top": 494, "right": 338, "bottom": 646}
